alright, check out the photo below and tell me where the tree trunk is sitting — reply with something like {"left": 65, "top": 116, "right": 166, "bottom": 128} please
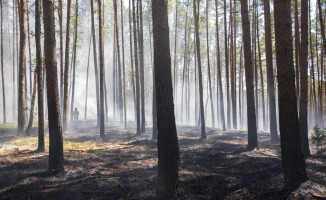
{"left": 35, "top": 0, "right": 44, "bottom": 152}
{"left": 273, "top": 0, "right": 307, "bottom": 187}
{"left": 90, "top": 0, "right": 100, "bottom": 127}
{"left": 139, "top": 0, "right": 145, "bottom": 133}
{"left": 224, "top": 0, "right": 230, "bottom": 129}
{"left": 299, "top": 0, "right": 311, "bottom": 157}
{"left": 263, "top": 0, "right": 278, "bottom": 141}
{"left": 84, "top": 36, "right": 91, "bottom": 120}
{"left": 18, "top": 0, "right": 27, "bottom": 134}
{"left": 70, "top": 0, "right": 79, "bottom": 122}
{"left": 0, "top": 0, "right": 5, "bottom": 124}
{"left": 317, "top": 0, "right": 326, "bottom": 57}
{"left": 173, "top": 0, "right": 178, "bottom": 102}
{"left": 295, "top": 0, "right": 300, "bottom": 98}
{"left": 152, "top": 1, "right": 180, "bottom": 198}
{"left": 128, "top": 0, "right": 136, "bottom": 121}
{"left": 132, "top": 0, "right": 140, "bottom": 135}
{"left": 240, "top": 0, "right": 258, "bottom": 150}
{"left": 58, "top": 0, "right": 63, "bottom": 110}
{"left": 98, "top": 0, "right": 105, "bottom": 139}
{"left": 25, "top": 70, "right": 37, "bottom": 136}
{"left": 194, "top": 0, "right": 206, "bottom": 139}
{"left": 215, "top": 0, "right": 225, "bottom": 130}
{"left": 43, "top": 0, "right": 64, "bottom": 173}
{"left": 12, "top": 0, "right": 16, "bottom": 121}
{"left": 63, "top": 0, "right": 72, "bottom": 130}
{"left": 121, "top": 0, "right": 127, "bottom": 128}
{"left": 206, "top": 0, "right": 215, "bottom": 128}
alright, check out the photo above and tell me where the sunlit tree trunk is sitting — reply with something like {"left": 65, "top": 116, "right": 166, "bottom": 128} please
{"left": 63, "top": 0, "right": 72, "bottom": 130}
{"left": 98, "top": 0, "right": 105, "bottom": 139}
{"left": 0, "top": 0, "right": 5, "bottom": 124}
{"left": 43, "top": 0, "right": 64, "bottom": 173}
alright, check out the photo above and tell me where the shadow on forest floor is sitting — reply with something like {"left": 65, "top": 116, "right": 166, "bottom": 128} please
{"left": 0, "top": 120, "right": 325, "bottom": 199}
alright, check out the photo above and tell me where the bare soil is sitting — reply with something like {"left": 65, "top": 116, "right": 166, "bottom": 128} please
{"left": 0, "top": 120, "right": 325, "bottom": 199}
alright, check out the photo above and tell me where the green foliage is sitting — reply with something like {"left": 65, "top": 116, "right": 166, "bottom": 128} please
{"left": 311, "top": 126, "right": 326, "bottom": 145}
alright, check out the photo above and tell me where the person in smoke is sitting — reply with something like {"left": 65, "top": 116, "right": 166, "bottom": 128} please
{"left": 73, "top": 107, "right": 79, "bottom": 121}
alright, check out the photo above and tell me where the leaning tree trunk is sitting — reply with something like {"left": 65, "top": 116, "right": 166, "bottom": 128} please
{"left": 299, "top": 0, "right": 311, "bottom": 157}
{"left": 63, "top": 0, "right": 72, "bottom": 130}
{"left": 35, "top": 0, "right": 44, "bottom": 152}
{"left": 273, "top": 0, "right": 307, "bottom": 187}
{"left": 43, "top": 0, "right": 64, "bottom": 173}
{"left": 263, "top": 0, "right": 278, "bottom": 141}
{"left": 0, "top": 0, "right": 6, "bottom": 124}
{"left": 152, "top": 0, "right": 180, "bottom": 198}
{"left": 240, "top": 0, "right": 258, "bottom": 150}
{"left": 25, "top": 71, "right": 37, "bottom": 136}
{"left": 98, "top": 0, "right": 105, "bottom": 139}
{"left": 193, "top": 0, "right": 206, "bottom": 139}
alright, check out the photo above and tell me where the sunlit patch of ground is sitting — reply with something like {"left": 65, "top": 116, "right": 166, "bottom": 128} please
{"left": 0, "top": 120, "right": 325, "bottom": 199}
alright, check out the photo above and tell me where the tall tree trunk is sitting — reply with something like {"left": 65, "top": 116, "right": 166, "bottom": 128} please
{"left": 58, "top": 0, "right": 63, "bottom": 110}
{"left": 35, "top": 0, "right": 44, "bottom": 152}
{"left": 273, "top": 0, "right": 307, "bottom": 187}
{"left": 240, "top": 0, "right": 258, "bottom": 150}
{"left": 230, "top": 0, "right": 236, "bottom": 129}
{"left": 70, "top": 0, "right": 79, "bottom": 122}
{"left": 121, "top": 0, "right": 127, "bottom": 128}
{"left": 63, "top": 0, "right": 72, "bottom": 130}
{"left": 295, "top": 0, "right": 300, "bottom": 98}
{"left": 317, "top": 0, "right": 326, "bottom": 57}
{"left": 263, "top": 0, "right": 278, "bottom": 141}
{"left": 299, "top": 0, "right": 311, "bottom": 157}
{"left": 152, "top": 1, "right": 180, "bottom": 198}
{"left": 173, "top": 0, "right": 178, "bottom": 102}
{"left": 224, "top": 0, "right": 230, "bottom": 129}
{"left": 12, "top": 0, "right": 16, "bottom": 121}
{"left": 132, "top": 0, "right": 140, "bottom": 135}
{"left": 84, "top": 36, "right": 91, "bottom": 120}
{"left": 206, "top": 0, "right": 215, "bottom": 128}
{"left": 98, "top": 0, "right": 105, "bottom": 139}
{"left": 0, "top": 0, "right": 5, "bottom": 124}
{"left": 139, "top": 0, "right": 145, "bottom": 133}
{"left": 26, "top": 0, "right": 32, "bottom": 103}
{"left": 90, "top": 0, "right": 100, "bottom": 127}
{"left": 18, "top": 0, "right": 27, "bottom": 134}
{"left": 215, "top": 0, "right": 225, "bottom": 130}
{"left": 43, "top": 0, "right": 64, "bottom": 173}
{"left": 194, "top": 0, "right": 206, "bottom": 139}
{"left": 128, "top": 0, "right": 136, "bottom": 121}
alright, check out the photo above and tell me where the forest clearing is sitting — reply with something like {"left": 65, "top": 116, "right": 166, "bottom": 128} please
{"left": 0, "top": 121, "right": 325, "bottom": 199}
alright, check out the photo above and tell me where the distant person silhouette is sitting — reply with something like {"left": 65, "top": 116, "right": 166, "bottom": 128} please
{"left": 73, "top": 107, "right": 79, "bottom": 121}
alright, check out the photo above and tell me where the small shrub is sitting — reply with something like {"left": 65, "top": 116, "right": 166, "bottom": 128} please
{"left": 310, "top": 126, "right": 326, "bottom": 155}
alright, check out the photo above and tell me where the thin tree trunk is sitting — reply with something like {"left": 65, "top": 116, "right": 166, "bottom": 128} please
{"left": 121, "top": 0, "right": 127, "bottom": 128}
{"left": 317, "top": 0, "right": 326, "bottom": 57}
{"left": 35, "top": 0, "right": 44, "bottom": 152}
{"left": 18, "top": 0, "right": 27, "bottom": 134}
{"left": 194, "top": 0, "right": 206, "bottom": 139}
{"left": 263, "top": 0, "right": 278, "bottom": 140}
{"left": 240, "top": 0, "right": 258, "bottom": 150}
{"left": 207, "top": 0, "right": 215, "bottom": 128}
{"left": 70, "top": 0, "right": 79, "bottom": 122}
{"left": 139, "top": 0, "right": 145, "bottom": 133}
{"left": 25, "top": 70, "right": 37, "bottom": 136}
{"left": 215, "top": 0, "right": 225, "bottom": 130}
{"left": 84, "top": 36, "right": 92, "bottom": 120}
{"left": 295, "top": 0, "right": 300, "bottom": 98}
{"left": 273, "top": 0, "right": 307, "bottom": 187}
{"left": 224, "top": 0, "right": 230, "bottom": 129}
{"left": 98, "top": 0, "right": 105, "bottom": 139}
{"left": 91, "top": 0, "right": 100, "bottom": 127}
{"left": 0, "top": 0, "right": 5, "bottom": 124}
{"left": 43, "top": 0, "right": 64, "bottom": 173}
{"left": 129, "top": 0, "right": 136, "bottom": 121}
{"left": 12, "top": 0, "right": 16, "bottom": 120}
{"left": 132, "top": 0, "right": 140, "bottom": 135}
{"left": 58, "top": 0, "right": 64, "bottom": 110}
{"left": 63, "top": 0, "right": 72, "bottom": 130}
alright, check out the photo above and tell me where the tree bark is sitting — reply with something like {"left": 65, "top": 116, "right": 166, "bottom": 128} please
{"left": 295, "top": 0, "right": 300, "bottom": 98}
{"left": 18, "top": 0, "right": 27, "bottom": 134}
{"left": 0, "top": 0, "right": 5, "bottom": 124}
{"left": 152, "top": 1, "right": 180, "bottom": 198}
{"left": 98, "top": 0, "right": 105, "bottom": 139}
{"left": 58, "top": 0, "right": 64, "bottom": 109}
{"left": 35, "top": 0, "right": 44, "bottom": 152}
{"left": 121, "top": 0, "right": 127, "bottom": 128}
{"left": 43, "top": 0, "right": 64, "bottom": 173}
{"left": 263, "top": 0, "right": 278, "bottom": 141}
{"left": 273, "top": 0, "right": 307, "bottom": 187}
{"left": 194, "top": 0, "right": 206, "bottom": 139}
{"left": 240, "top": 0, "right": 258, "bottom": 150}
{"left": 63, "top": 0, "right": 72, "bottom": 130}
{"left": 84, "top": 36, "right": 92, "bottom": 120}
{"left": 224, "top": 0, "right": 230, "bottom": 129}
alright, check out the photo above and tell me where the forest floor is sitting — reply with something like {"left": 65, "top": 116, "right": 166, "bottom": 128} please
{"left": 0, "top": 120, "right": 325, "bottom": 200}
